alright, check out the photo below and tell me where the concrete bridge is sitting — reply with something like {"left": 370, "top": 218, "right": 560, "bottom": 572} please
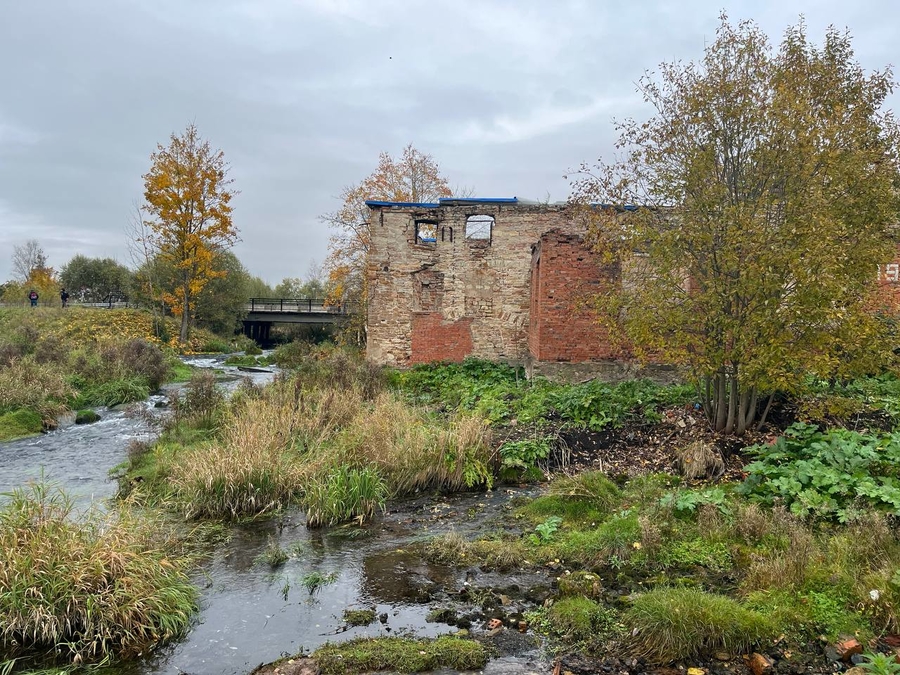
{"left": 242, "top": 298, "right": 355, "bottom": 342}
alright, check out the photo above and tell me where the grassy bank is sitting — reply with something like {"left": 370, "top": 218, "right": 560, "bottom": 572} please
{"left": 425, "top": 463, "right": 900, "bottom": 662}
{"left": 123, "top": 351, "right": 495, "bottom": 524}
{"left": 0, "top": 483, "right": 196, "bottom": 669}
{"left": 0, "top": 307, "right": 245, "bottom": 441}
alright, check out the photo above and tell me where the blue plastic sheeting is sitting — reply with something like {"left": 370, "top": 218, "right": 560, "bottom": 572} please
{"left": 365, "top": 197, "right": 519, "bottom": 208}
{"left": 438, "top": 197, "right": 518, "bottom": 204}
{"left": 365, "top": 200, "right": 441, "bottom": 208}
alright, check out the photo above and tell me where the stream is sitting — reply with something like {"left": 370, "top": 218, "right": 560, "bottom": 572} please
{"left": 0, "top": 355, "right": 550, "bottom": 675}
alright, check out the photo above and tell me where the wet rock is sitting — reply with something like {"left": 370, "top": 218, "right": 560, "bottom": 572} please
{"left": 378, "top": 612, "right": 388, "bottom": 624}
{"left": 154, "top": 399, "right": 169, "bottom": 408}
{"left": 250, "top": 656, "right": 318, "bottom": 675}
{"left": 426, "top": 607, "right": 458, "bottom": 625}
{"left": 748, "top": 653, "right": 774, "bottom": 675}
{"left": 558, "top": 570, "right": 604, "bottom": 599}
{"left": 835, "top": 638, "right": 863, "bottom": 662}
{"left": 75, "top": 409, "right": 100, "bottom": 425}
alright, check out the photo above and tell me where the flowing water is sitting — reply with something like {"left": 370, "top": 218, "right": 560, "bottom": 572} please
{"left": 0, "top": 356, "right": 549, "bottom": 675}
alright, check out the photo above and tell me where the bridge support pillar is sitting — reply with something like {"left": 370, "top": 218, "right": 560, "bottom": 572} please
{"left": 242, "top": 321, "right": 273, "bottom": 347}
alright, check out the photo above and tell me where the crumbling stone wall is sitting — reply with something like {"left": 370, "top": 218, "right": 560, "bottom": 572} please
{"left": 528, "top": 229, "right": 626, "bottom": 363}
{"left": 366, "top": 201, "right": 579, "bottom": 365}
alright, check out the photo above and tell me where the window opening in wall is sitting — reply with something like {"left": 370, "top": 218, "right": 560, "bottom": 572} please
{"left": 466, "top": 215, "right": 494, "bottom": 241}
{"left": 441, "top": 226, "right": 453, "bottom": 242}
{"left": 415, "top": 220, "right": 438, "bottom": 245}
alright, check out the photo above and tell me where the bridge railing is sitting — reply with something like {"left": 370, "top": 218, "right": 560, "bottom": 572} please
{"left": 246, "top": 298, "right": 355, "bottom": 314}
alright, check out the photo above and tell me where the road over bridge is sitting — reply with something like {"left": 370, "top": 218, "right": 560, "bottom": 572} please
{"left": 242, "top": 298, "right": 355, "bottom": 342}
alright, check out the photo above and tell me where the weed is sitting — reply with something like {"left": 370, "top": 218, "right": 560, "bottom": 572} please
{"left": 740, "top": 422, "right": 900, "bottom": 520}
{"left": 661, "top": 486, "right": 730, "bottom": 516}
{"left": 625, "top": 587, "right": 774, "bottom": 663}
{"left": 499, "top": 436, "right": 553, "bottom": 471}
{"left": 529, "top": 516, "right": 563, "bottom": 545}
{"left": 299, "top": 571, "right": 338, "bottom": 595}
{"left": 304, "top": 465, "right": 388, "bottom": 527}
{"left": 859, "top": 652, "right": 900, "bottom": 675}
{"left": 256, "top": 536, "right": 289, "bottom": 567}
{"left": 531, "top": 597, "right": 619, "bottom": 654}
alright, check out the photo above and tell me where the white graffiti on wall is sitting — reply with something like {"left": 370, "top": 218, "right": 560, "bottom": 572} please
{"left": 880, "top": 264, "right": 900, "bottom": 283}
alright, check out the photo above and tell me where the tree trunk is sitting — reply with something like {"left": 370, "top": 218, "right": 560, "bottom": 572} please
{"left": 180, "top": 279, "right": 190, "bottom": 345}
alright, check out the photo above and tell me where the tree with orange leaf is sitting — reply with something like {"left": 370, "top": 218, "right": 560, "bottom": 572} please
{"left": 141, "top": 124, "right": 238, "bottom": 345}
{"left": 322, "top": 144, "right": 453, "bottom": 341}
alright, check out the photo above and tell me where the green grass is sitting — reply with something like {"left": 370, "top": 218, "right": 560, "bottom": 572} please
{"left": 342, "top": 608, "right": 376, "bottom": 626}
{"left": 303, "top": 465, "right": 388, "bottom": 527}
{"left": 625, "top": 587, "right": 775, "bottom": 663}
{"left": 313, "top": 636, "right": 487, "bottom": 675}
{"left": 0, "top": 482, "right": 197, "bottom": 666}
{"left": 0, "top": 409, "right": 42, "bottom": 441}
{"left": 534, "top": 597, "right": 620, "bottom": 653}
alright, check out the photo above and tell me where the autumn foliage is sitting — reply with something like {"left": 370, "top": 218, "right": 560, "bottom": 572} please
{"left": 322, "top": 144, "right": 452, "bottom": 340}
{"left": 572, "top": 17, "right": 900, "bottom": 433}
{"left": 141, "top": 124, "right": 239, "bottom": 345}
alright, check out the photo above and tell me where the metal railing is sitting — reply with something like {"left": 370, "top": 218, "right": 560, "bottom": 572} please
{"left": 246, "top": 298, "right": 355, "bottom": 314}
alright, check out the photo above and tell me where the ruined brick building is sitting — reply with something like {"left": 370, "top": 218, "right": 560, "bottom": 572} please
{"left": 365, "top": 197, "right": 672, "bottom": 381}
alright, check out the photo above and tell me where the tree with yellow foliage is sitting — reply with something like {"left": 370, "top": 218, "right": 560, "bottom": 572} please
{"left": 322, "top": 144, "right": 453, "bottom": 341}
{"left": 141, "top": 124, "right": 238, "bottom": 345}
{"left": 572, "top": 16, "right": 900, "bottom": 434}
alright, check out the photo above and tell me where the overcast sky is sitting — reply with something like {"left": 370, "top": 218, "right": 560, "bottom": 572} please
{"left": 1, "top": 0, "right": 896, "bottom": 285}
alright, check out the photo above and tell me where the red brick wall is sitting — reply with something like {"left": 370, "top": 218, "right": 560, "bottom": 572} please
{"left": 410, "top": 312, "right": 475, "bottom": 364}
{"left": 529, "top": 230, "right": 627, "bottom": 362}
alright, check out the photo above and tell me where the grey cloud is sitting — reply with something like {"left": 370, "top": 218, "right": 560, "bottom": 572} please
{"left": 0, "top": 0, "right": 896, "bottom": 284}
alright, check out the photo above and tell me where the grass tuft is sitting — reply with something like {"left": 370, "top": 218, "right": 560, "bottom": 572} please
{"left": 0, "top": 482, "right": 196, "bottom": 665}
{"left": 625, "top": 587, "right": 775, "bottom": 663}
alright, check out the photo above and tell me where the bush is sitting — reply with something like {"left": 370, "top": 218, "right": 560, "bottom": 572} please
{"left": 79, "top": 376, "right": 150, "bottom": 407}
{"left": 0, "top": 483, "right": 196, "bottom": 665}
{"left": 172, "top": 370, "right": 225, "bottom": 429}
{"left": 625, "top": 587, "right": 774, "bottom": 663}
{"left": 167, "top": 394, "right": 304, "bottom": 519}
{"left": 740, "top": 422, "right": 900, "bottom": 520}
{"left": 112, "top": 338, "right": 169, "bottom": 390}
{"left": 391, "top": 359, "right": 693, "bottom": 429}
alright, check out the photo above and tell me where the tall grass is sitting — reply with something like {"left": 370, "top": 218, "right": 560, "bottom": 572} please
{"left": 146, "top": 350, "right": 495, "bottom": 525}
{"left": 0, "top": 483, "right": 196, "bottom": 665}
{"left": 0, "top": 358, "right": 73, "bottom": 423}
{"left": 168, "top": 393, "right": 305, "bottom": 519}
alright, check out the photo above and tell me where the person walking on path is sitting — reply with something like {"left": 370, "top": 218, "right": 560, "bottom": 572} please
{"left": 28, "top": 289, "right": 38, "bottom": 307}
{"left": 60, "top": 288, "right": 69, "bottom": 308}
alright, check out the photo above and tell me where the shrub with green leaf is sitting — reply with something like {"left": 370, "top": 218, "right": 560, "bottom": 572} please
{"left": 740, "top": 422, "right": 900, "bottom": 520}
